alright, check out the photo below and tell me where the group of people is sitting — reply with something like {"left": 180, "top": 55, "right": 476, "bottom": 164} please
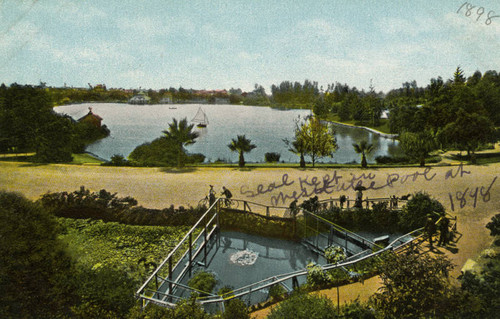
{"left": 424, "top": 213, "right": 451, "bottom": 248}
{"left": 208, "top": 185, "right": 232, "bottom": 206}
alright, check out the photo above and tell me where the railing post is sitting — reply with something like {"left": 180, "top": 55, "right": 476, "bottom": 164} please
{"left": 345, "top": 230, "right": 348, "bottom": 252}
{"left": 244, "top": 201, "right": 247, "bottom": 213}
{"left": 204, "top": 223, "right": 207, "bottom": 265}
{"left": 189, "top": 232, "right": 192, "bottom": 277}
{"left": 266, "top": 206, "right": 270, "bottom": 217}
{"left": 168, "top": 257, "right": 173, "bottom": 298}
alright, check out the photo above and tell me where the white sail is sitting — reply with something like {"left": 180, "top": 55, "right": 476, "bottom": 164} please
{"left": 192, "top": 107, "right": 208, "bottom": 127}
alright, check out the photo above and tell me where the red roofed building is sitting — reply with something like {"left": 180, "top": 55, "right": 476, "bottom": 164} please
{"left": 78, "top": 107, "right": 103, "bottom": 128}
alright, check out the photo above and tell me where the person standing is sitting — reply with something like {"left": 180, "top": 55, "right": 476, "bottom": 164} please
{"left": 208, "top": 185, "right": 216, "bottom": 206}
{"left": 221, "top": 186, "right": 232, "bottom": 206}
{"left": 437, "top": 215, "right": 450, "bottom": 246}
{"left": 424, "top": 215, "right": 437, "bottom": 248}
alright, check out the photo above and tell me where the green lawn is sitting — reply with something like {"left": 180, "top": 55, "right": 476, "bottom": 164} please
{"left": 71, "top": 153, "right": 104, "bottom": 164}
{"left": 323, "top": 114, "right": 392, "bottom": 134}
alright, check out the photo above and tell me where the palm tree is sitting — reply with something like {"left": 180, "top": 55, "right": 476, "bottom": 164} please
{"left": 353, "top": 140, "right": 374, "bottom": 168}
{"left": 228, "top": 135, "right": 256, "bottom": 167}
{"left": 163, "top": 118, "right": 199, "bottom": 168}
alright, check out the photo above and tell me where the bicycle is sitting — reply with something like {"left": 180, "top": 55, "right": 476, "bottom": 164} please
{"left": 220, "top": 197, "right": 239, "bottom": 209}
{"left": 198, "top": 196, "right": 210, "bottom": 208}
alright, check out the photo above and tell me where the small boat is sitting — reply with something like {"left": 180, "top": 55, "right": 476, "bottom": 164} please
{"left": 192, "top": 107, "right": 209, "bottom": 127}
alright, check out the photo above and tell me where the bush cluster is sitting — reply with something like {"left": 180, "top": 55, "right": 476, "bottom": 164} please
{"left": 315, "top": 192, "right": 441, "bottom": 234}
{"left": 40, "top": 186, "right": 206, "bottom": 226}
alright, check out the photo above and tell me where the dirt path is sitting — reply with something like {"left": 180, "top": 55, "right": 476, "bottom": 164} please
{"left": 1, "top": 161, "right": 498, "bottom": 317}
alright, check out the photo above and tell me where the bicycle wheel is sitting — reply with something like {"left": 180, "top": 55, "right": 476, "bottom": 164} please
{"left": 198, "top": 197, "right": 209, "bottom": 208}
{"left": 230, "top": 199, "right": 239, "bottom": 209}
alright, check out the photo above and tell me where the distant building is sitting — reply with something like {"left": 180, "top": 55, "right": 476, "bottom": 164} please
{"left": 159, "top": 94, "right": 173, "bottom": 104}
{"left": 78, "top": 107, "right": 103, "bottom": 128}
{"left": 128, "top": 91, "right": 151, "bottom": 104}
{"left": 380, "top": 110, "right": 390, "bottom": 119}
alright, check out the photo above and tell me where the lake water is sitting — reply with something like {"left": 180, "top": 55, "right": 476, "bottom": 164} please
{"left": 55, "top": 103, "right": 402, "bottom": 163}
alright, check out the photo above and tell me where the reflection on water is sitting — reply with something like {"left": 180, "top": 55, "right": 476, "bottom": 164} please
{"left": 190, "top": 231, "right": 324, "bottom": 292}
{"left": 55, "top": 103, "right": 403, "bottom": 163}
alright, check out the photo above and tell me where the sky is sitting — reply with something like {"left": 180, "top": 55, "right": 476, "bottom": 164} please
{"left": 0, "top": 0, "right": 499, "bottom": 93}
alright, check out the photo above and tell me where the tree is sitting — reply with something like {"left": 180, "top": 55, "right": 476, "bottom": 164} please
{"left": 399, "top": 130, "right": 438, "bottom": 167}
{"left": 352, "top": 140, "right": 374, "bottom": 168}
{"left": 439, "top": 108, "right": 496, "bottom": 163}
{"left": 228, "top": 135, "right": 256, "bottom": 167}
{"left": 0, "top": 191, "right": 75, "bottom": 318}
{"left": 283, "top": 115, "right": 307, "bottom": 167}
{"left": 371, "top": 253, "right": 468, "bottom": 318}
{"left": 162, "top": 117, "right": 199, "bottom": 168}
{"left": 299, "top": 116, "right": 338, "bottom": 167}
{"left": 398, "top": 191, "right": 445, "bottom": 232}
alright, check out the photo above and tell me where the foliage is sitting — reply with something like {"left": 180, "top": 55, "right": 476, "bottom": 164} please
{"left": 438, "top": 108, "right": 496, "bottom": 163}
{"left": 220, "top": 209, "right": 297, "bottom": 240}
{"left": 163, "top": 117, "right": 200, "bottom": 168}
{"left": 306, "top": 262, "right": 329, "bottom": 287}
{"left": 297, "top": 116, "right": 338, "bottom": 166}
{"left": 104, "top": 154, "right": 130, "bottom": 166}
{"left": 398, "top": 191, "right": 444, "bottom": 232}
{"left": 300, "top": 195, "right": 320, "bottom": 213}
{"left": 325, "top": 246, "right": 346, "bottom": 264}
{"left": 58, "top": 218, "right": 190, "bottom": 280}
{"left": 486, "top": 213, "right": 500, "bottom": 236}
{"left": 0, "top": 84, "right": 78, "bottom": 161}
{"left": 130, "top": 295, "right": 212, "bottom": 319}
{"left": 269, "top": 283, "right": 287, "bottom": 301}
{"left": 353, "top": 140, "right": 374, "bottom": 168}
{"left": 370, "top": 253, "right": 469, "bottom": 319}
{"left": 271, "top": 80, "right": 320, "bottom": 106}
{"left": 283, "top": 115, "right": 307, "bottom": 167}
{"left": 228, "top": 134, "right": 256, "bottom": 167}
{"left": 266, "top": 292, "right": 337, "bottom": 319}
{"left": 264, "top": 152, "right": 281, "bottom": 162}
{"left": 460, "top": 213, "right": 500, "bottom": 318}
{"left": 70, "top": 266, "right": 138, "bottom": 318}
{"left": 188, "top": 271, "right": 217, "bottom": 296}
{"left": 40, "top": 186, "right": 206, "bottom": 226}
{"left": 221, "top": 298, "right": 250, "bottom": 319}
{"left": 0, "top": 191, "right": 75, "bottom": 319}
{"left": 399, "top": 130, "right": 438, "bottom": 167}
{"left": 317, "top": 204, "right": 399, "bottom": 233}
{"left": 375, "top": 155, "right": 412, "bottom": 164}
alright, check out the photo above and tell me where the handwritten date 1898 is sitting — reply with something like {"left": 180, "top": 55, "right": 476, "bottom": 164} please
{"left": 448, "top": 176, "right": 497, "bottom": 211}
{"left": 456, "top": 2, "right": 499, "bottom": 25}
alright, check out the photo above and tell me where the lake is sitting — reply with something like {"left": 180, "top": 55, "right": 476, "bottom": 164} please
{"left": 55, "top": 103, "right": 403, "bottom": 163}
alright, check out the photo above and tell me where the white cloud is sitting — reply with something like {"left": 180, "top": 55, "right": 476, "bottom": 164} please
{"left": 237, "top": 51, "right": 261, "bottom": 61}
{"left": 201, "top": 23, "right": 239, "bottom": 43}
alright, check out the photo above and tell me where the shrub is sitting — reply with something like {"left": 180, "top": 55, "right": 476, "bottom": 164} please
{"left": 267, "top": 293, "right": 337, "bottom": 319}
{"left": 375, "top": 155, "right": 412, "bottom": 164}
{"left": 269, "top": 283, "right": 286, "bottom": 301}
{"left": 306, "top": 262, "right": 329, "bottom": 287}
{"left": 265, "top": 152, "right": 281, "bottom": 162}
{"left": 221, "top": 298, "right": 249, "bottom": 319}
{"left": 325, "top": 246, "right": 346, "bottom": 264}
{"left": 188, "top": 271, "right": 217, "bottom": 296}
{"left": 398, "top": 192, "right": 444, "bottom": 232}
{"left": 102, "top": 154, "right": 129, "bottom": 166}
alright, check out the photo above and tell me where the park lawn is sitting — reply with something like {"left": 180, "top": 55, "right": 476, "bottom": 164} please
{"left": 323, "top": 114, "right": 392, "bottom": 134}
{"left": 71, "top": 153, "right": 104, "bottom": 164}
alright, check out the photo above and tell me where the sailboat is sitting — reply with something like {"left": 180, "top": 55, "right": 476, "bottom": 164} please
{"left": 192, "top": 107, "right": 209, "bottom": 127}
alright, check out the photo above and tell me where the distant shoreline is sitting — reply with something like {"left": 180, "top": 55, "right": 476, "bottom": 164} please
{"left": 326, "top": 120, "right": 398, "bottom": 139}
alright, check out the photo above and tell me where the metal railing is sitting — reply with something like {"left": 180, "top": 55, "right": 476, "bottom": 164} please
{"left": 136, "top": 197, "right": 430, "bottom": 310}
